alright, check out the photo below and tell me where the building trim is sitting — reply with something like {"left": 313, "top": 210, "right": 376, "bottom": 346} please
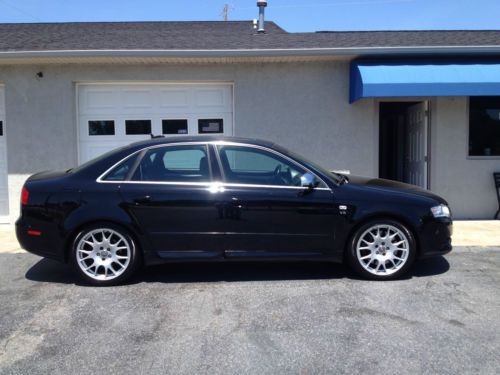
{"left": 2, "top": 45, "right": 500, "bottom": 61}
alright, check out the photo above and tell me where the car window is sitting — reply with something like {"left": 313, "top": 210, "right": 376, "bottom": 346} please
{"left": 102, "top": 154, "right": 139, "bottom": 181}
{"left": 132, "top": 145, "right": 210, "bottom": 182}
{"left": 217, "top": 145, "right": 307, "bottom": 187}
{"left": 69, "top": 146, "right": 129, "bottom": 174}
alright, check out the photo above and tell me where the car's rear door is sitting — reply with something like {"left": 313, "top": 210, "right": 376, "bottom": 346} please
{"left": 119, "top": 143, "right": 225, "bottom": 258}
{"left": 214, "top": 143, "right": 337, "bottom": 258}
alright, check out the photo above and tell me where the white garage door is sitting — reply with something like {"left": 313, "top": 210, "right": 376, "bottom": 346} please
{"left": 78, "top": 83, "right": 233, "bottom": 163}
{"left": 0, "top": 85, "right": 9, "bottom": 222}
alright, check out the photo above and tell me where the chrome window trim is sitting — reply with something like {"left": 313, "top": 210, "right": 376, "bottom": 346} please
{"left": 97, "top": 179, "right": 332, "bottom": 191}
{"left": 95, "top": 140, "right": 332, "bottom": 192}
{"left": 222, "top": 182, "right": 331, "bottom": 191}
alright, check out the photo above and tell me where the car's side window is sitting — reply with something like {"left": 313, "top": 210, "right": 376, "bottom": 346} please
{"left": 132, "top": 145, "right": 210, "bottom": 182}
{"left": 102, "top": 154, "right": 139, "bottom": 181}
{"left": 217, "top": 145, "right": 307, "bottom": 187}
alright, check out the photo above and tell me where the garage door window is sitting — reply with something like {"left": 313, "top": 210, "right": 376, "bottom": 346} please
{"left": 198, "top": 119, "right": 223, "bottom": 134}
{"left": 126, "top": 120, "right": 152, "bottom": 135}
{"left": 133, "top": 145, "right": 210, "bottom": 182}
{"left": 162, "top": 119, "right": 188, "bottom": 135}
{"left": 89, "top": 120, "right": 115, "bottom": 136}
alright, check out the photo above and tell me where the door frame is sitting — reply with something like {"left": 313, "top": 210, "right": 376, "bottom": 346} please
{"left": 376, "top": 98, "right": 432, "bottom": 190}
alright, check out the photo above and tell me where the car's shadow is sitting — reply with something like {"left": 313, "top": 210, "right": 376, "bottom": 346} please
{"left": 25, "top": 256, "right": 450, "bottom": 286}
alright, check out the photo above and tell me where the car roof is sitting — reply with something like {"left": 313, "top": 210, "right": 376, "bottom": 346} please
{"left": 128, "top": 135, "right": 276, "bottom": 149}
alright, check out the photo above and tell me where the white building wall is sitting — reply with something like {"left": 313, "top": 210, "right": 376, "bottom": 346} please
{"left": 0, "top": 62, "right": 376, "bottom": 222}
{"left": 431, "top": 97, "right": 499, "bottom": 219}
{"left": 0, "top": 62, "right": 497, "bottom": 222}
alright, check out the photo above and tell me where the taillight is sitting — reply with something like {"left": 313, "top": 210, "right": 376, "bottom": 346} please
{"left": 21, "top": 186, "right": 29, "bottom": 205}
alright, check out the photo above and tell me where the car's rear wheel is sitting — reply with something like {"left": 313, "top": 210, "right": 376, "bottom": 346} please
{"left": 347, "top": 219, "right": 416, "bottom": 280}
{"left": 71, "top": 224, "right": 140, "bottom": 286}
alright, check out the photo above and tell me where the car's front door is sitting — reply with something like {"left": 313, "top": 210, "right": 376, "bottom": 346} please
{"left": 214, "top": 144, "right": 337, "bottom": 258}
{"left": 119, "top": 143, "right": 224, "bottom": 258}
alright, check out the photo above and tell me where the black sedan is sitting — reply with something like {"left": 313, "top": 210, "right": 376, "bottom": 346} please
{"left": 16, "top": 136, "right": 452, "bottom": 285}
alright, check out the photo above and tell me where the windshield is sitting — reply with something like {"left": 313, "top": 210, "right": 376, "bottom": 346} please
{"left": 68, "top": 146, "right": 128, "bottom": 174}
{"left": 274, "top": 145, "right": 344, "bottom": 185}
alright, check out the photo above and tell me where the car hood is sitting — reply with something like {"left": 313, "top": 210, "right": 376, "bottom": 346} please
{"left": 343, "top": 175, "right": 448, "bottom": 205}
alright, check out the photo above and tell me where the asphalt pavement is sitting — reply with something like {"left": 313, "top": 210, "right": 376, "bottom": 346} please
{"left": 0, "top": 247, "right": 499, "bottom": 374}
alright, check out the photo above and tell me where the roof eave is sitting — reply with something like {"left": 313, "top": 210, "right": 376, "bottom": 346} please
{"left": 1, "top": 46, "right": 500, "bottom": 60}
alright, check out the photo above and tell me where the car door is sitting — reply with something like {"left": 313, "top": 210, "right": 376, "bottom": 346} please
{"left": 214, "top": 143, "right": 337, "bottom": 258}
{"left": 119, "top": 143, "right": 225, "bottom": 258}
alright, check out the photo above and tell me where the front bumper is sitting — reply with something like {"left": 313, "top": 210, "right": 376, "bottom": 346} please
{"left": 418, "top": 218, "right": 453, "bottom": 258}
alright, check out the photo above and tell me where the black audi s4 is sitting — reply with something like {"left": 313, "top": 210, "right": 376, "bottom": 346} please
{"left": 16, "top": 136, "right": 452, "bottom": 285}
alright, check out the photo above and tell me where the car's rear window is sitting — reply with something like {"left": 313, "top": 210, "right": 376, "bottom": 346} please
{"left": 68, "top": 147, "right": 128, "bottom": 174}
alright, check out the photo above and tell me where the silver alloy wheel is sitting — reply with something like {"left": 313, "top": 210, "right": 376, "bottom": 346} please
{"left": 356, "top": 224, "right": 410, "bottom": 276}
{"left": 76, "top": 228, "right": 131, "bottom": 281}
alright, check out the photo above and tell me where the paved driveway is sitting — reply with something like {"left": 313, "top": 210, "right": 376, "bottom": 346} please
{"left": 0, "top": 246, "right": 499, "bottom": 374}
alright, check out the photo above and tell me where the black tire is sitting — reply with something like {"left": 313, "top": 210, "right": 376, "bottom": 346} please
{"left": 71, "top": 223, "right": 141, "bottom": 286}
{"left": 347, "top": 219, "right": 416, "bottom": 280}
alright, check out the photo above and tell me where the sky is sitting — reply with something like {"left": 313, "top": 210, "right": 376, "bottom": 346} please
{"left": 0, "top": 0, "right": 499, "bottom": 32}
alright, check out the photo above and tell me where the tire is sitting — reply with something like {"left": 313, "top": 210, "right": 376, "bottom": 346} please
{"left": 347, "top": 219, "right": 416, "bottom": 280}
{"left": 71, "top": 223, "right": 140, "bottom": 286}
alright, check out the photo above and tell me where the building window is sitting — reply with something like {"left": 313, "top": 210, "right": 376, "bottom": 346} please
{"left": 162, "top": 119, "right": 188, "bottom": 135}
{"left": 126, "top": 120, "right": 151, "bottom": 135}
{"left": 198, "top": 119, "right": 223, "bottom": 134}
{"left": 0, "top": 121, "right": 3, "bottom": 136}
{"left": 469, "top": 97, "right": 500, "bottom": 156}
{"left": 89, "top": 120, "right": 115, "bottom": 136}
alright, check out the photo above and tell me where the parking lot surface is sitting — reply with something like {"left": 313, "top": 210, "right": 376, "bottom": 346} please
{"left": 0, "top": 245, "right": 499, "bottom": 375}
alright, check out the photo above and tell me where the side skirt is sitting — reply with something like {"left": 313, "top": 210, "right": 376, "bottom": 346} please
{"left": 144, "top": 249, "right": 342, "bottom": 265}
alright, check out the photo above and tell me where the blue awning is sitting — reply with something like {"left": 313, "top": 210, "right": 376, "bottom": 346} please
{"left": 350, "top": 60, "right": 500, "bottom": 103}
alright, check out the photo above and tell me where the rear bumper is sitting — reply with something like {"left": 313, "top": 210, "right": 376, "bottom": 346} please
{"left": 418, "top": 218, "right": 453, "bottom": 258}
{"left": 16, "top": 218, "right": 66, "bottom": 262}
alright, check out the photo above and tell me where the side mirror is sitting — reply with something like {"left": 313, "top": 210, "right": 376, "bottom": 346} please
{"left": 300, "top": 173, "right": 318, "bottom": 189}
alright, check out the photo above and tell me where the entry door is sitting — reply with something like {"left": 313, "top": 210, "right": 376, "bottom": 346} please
{"left": 0, "top": 86, "right": 8, "bottom": 222}
{"left": 405, "top": 102, "right": 428, "bottom": 188}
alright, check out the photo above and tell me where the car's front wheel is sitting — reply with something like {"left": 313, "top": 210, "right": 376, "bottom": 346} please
{"left": 72, "top": 224, "right": 140, "bottom": 286}
{"left": 347, "top": 220, "right": 416, "bottom": 280}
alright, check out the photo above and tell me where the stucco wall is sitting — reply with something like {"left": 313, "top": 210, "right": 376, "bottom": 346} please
{"left": 0, "top": 62, "right": 376, "bottom": 222}
{"left": 0, "top": 62, "right": 497, "bottom": 222}
{"left": 431, "top": 97, "right": 499, "bottom": 219}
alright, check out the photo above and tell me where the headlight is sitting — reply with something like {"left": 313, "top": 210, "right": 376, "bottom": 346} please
{"left": 431, "top": 204, "right": 451, "bottom": 218}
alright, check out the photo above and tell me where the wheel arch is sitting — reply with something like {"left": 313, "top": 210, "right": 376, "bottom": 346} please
{"left": 64, "top": 219, "right": 144, "bottom": 263}
{"left": 343, "top": 213, "right": 421, "bottom": 261}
